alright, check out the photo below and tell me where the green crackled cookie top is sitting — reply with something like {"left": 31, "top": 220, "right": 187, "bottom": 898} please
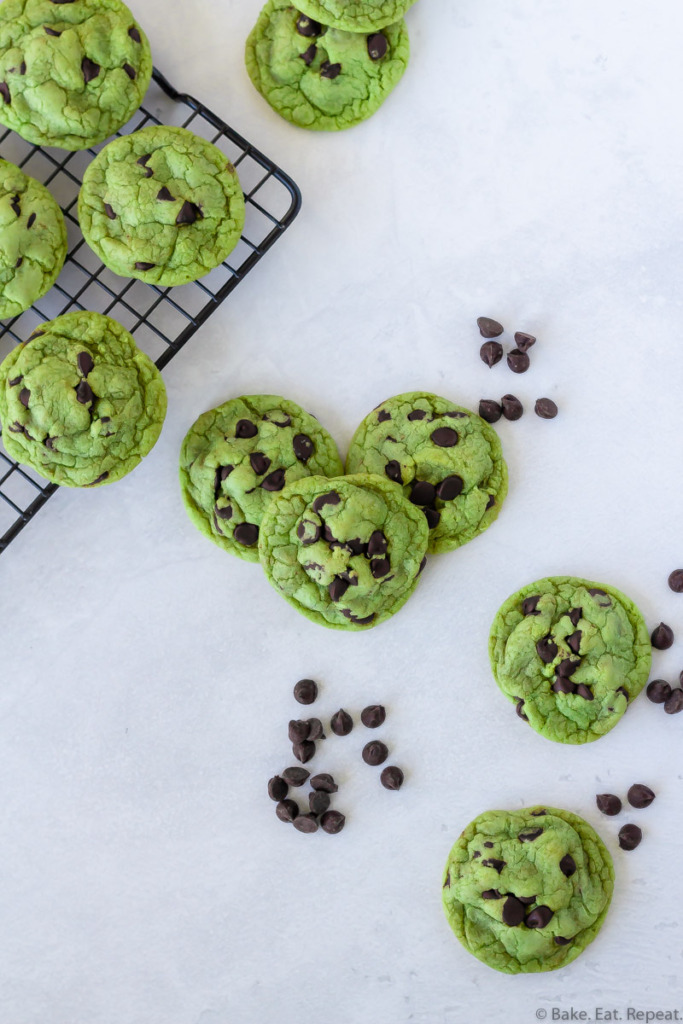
{"left": 179, "top": 395, "right": 344, "bottom": 563}
{"left": 0, "top": 0, "right": 152, "bottom": 150}
{"left": 258, "top": 473, "right": 429, "bottom": 630}
{"left": 346, "top": 392, "right": 508, "bottom": 554}
{"left": 442, "top": 806, "right": 614, "bottom": 974}
{"left": 0, "top": 157, "right": 67, "bottom": 320}
{"left": 78, "top": 125, "right": 245, "bottom": 287}
{"left": 489, "top": 576, "right": 651, "bottom": 744}
{"left": 295, "top": 0, "right": 417, "bottom": 32}
{"left": 0, "top": 311, "right": 167, "bottom": 487}
{"left": 245, "top": 0, "right": 409, "bottom": 131}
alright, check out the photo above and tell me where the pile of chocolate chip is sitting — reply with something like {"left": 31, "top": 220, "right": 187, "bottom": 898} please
{"left": 267, "top": 678, "right": 404, "bottom": 835}
{"left": 595, "top": 784, "right": 655, "bottom": 850}
{"left": 475, "top": 316, "right": 558, "bottom": 424}
{"left": 645, "top": 572, "right": 683, "bottom": 715}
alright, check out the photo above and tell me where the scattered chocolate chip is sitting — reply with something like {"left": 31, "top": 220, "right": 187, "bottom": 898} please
{"left": 651, "top": 622, "right": 674, "bottom": 649}
{"left": 309, "top": 791, "right": 330, "bottom": 815}
{"left": 507, "top": 349, "right": 530, "bottom": 374}
{"left": 407, "top": 409, "right": 426, "bottom": 421}
{"left": 310, "top": 773, "right": 337, "bottom": 793}
{"left": 367, "top": 32, "right": 388, "bottom": 60}
{"left": 282, "top": 767, "right": 309, "bottom": 787}
{"left": 566, "top": 631, "right": 582, "bottom": 655}
{"left": 501, "top": 394, "right": 523, "bottom": 420}
{"left": 296, "top": 518, "right": 321, "bottom": 545}
{"left": 552, "top": 676, "right": 575, "bottom": 695}
{"left": 123, "top": 63, "right": 136, "bottom": 80}
{"left": 330, "top": 709, "right": 353, "bottom": 736}
{"left": 288, "top": 720, "right": 310, "bottom": 744}
{"left": 8, "top": 376, "right": 22, "bottom": 387}
{"left": 103, "top": 203, "right": 116, "bottom": 220}
{"left": 483, "top": 842, "right": 494, "bottom": 849}
{"left": 502, "top": 895, "right": 526, "bottom": 927}
{"left": 436, "top": 475, "right": 464, "bottom": 501}
{"left": 10, "top": 195, "right": 20, "bottom": 216}
{"left": 176, "top": 201, "right": 202, "bottom": 225}
{"left": 443, "top": 872, "right": 451, "bottom": 889}
{"left": 380, "top": 766, "right": 403, "bottom": 790}
{"left": 137, "top": 154, "right": 153, "bottom": 178}
{"left": 77, "top": 352, "right": 94, "bottom": 376}
{"left": 514, "top": 331, "right": 536, "bottom": 352}
{"left": 485, "top": 495, "right": 495, "bottom": 511}
{"left": 647, "top": 679, "right": 672, "bottom": 703}
{"left": 129, "top": 25, "right": 142, "bottom": 42}
{"left": 345, "top": 537, "right": 366, "bottom": 556}
{"left": 518, "top": 829, "right": 543, "bottom": 842}
{"left": 417, "top": 556, "right": 427, "bottom": 576}
{"left": 536, "top": 636, "right": 558, "bottom": 663}
{"left": 596, "top": 793, "right": 622, "bottom": 816}
{"left": 410, "top": 480, "right": 436, "bottom": 506}
{"left": 293, "top": 434, "right": 314, "bottom": 461}
{"left": 522, "top": 595, "right": 541, "bottom": 615}
{"left": 424, "top": 508, "right": 441, "bottom": 529}
{"left": 477, "top": 316, "right": 504, "bottom": 339}
{"left": 320, "top": 61, "right": 342, "bottom": 79}
{"left": 535, "top": 398, "right": 558, "bottom": 419}
{"left": 618, "top": 823, "right": 642, "bottom": 851}
{"left": 249, "top": 451, "right": 271, "bottom": 476}
{"left": 8, "top": 422, "right": 24, "bottom": 433}
{"left": 296, "top": 13, "right": 321, "bottom": 35}
{"left": 233, "top": 522, "right": 258, "bottom": 547}
{"left": 377, "top": 409, "right": 391, "bottom": 422}
{"left": 235, "top": 419, "right": 257, "bottom": 439}
{"left": 628, "top": 784, "right": 655, "bottom": 809}
{"left": 134, "top": 261, "right": 155, "bottom": 271}
{"left": 293, "top": 678, "right": 318, "bottom": 705}
{"left": 81, "top": 57, "right": 101, "bottom": 83}
{"left": 478, "top": 399, "right": 502, "bottom": 423}
{"left": 320, "top": 810, "right": 345, "bottom": 834}
{"left": 526, "top": 906, "right": 554, "bottom": 928}
{"left": 157, "top": 186, "right": 174, "bottom": 201}
{"left": 554, "top": 936, "right": 572, "bottom": 946}
{"left": 361, "top": 705, "right": 386, "bottom": 729}
{"left": 480, "top": 340, "right": 503, "bottom": 367}
{"left": 18, "top": 387, "right": 30, "bottom": 407}
{"left": 328, "top": 577, "right": 349, "bottom": 602}
{"left": 481, "top": 889, "right": 502, "bottom": 899}
{"left": 384, "top": 459, "right": 403, "bottom": 484}
{"left": 481, "top": 858, "right": 506, "bottom": 873}
{"left": 664, "top": 688, "right": 683, "bottom": 714}
{"left": 44, "top": 26, "right": 62, "bottom": 36}
{"left": 292, "top": 740, "right": 315, "bottom": 764}
{"left": 518, "top": 895, "right": 536, "bottom": 905}
{"left": 531, "top": 809, "right": 547, "bottom": 816}
{"left": 268, "top": 776, "right": 288, "bottom": 801}
{"left": 370, "top": 558, "right": 390, "bottom": 579}
{"left": 0, "top": 82, "right": 10, "bottom": 104}
{"left": 431, "top": 427, "right": 458, "bottom": 447}
{"left": 305, "top": 718, "right": 324, "bottom": 741}
{"left": 575, "top": 683, "right": 594, "bottom": 701}
{"left": 215, "top": 505, "right": 232, "bottom": 521}
{"left": 559, "top": 854, "right": 576, "bottom": 877}
{"left": 568, "top": 608, "right": 582, "bottom": 626}
{"left": 514, "top": 698, "right": 528, "bottom": 721}
{"left": 668, "top": 569, "right": 683, "bottom": 592}
{"left": 362, "top": 741, "right": 388, "bottom": 766}
{"left": 276, "top": 799, "right": 298, "bottom": 822}
{"left": 293, "top": 813, "right": 319, "bottom": 833}
{"left": 261, "top": 469, "right": 286, "bottom": 492}
{"left": 299, "top": 43, "right": 317, "bottom": 65}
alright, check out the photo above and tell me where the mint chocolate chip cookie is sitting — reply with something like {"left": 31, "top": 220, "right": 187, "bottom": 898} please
{"left": 179, "top": 395, "right": 344, "bottom": 563}
{"left": 0, "top": 311, "right": 166, "bottom": 487}
{"left": 295, "top": 0, "right": 418, "bottom": 32}
{"left": 258, "top": 473, "right": 429, "bottom": 629}
{"left": 0, "top": 0, "right": 152, "bottom": 150}
{"left": 346, "top": 392, "right": 508, "bottom": 554}
{"left": 0, "top": 158, "right": 67, "bottom": 320}
{"left": 489, "top": 577, "right": 651, "bottom": 744}
{"left": 245, "top": 0, "right": 409, "bottom": 131}
{"left": 78, "top": 125, "right": 245, "bottom": 286}
{"left": 442, "top": 806, "right": 614, "bottom": 974}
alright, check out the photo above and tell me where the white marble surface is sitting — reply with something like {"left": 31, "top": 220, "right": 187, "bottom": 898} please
{"left": 2, "top": 1, "right": 683, "bottom": 1021}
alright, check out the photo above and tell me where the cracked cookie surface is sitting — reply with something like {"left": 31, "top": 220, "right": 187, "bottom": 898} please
{"left": 258, "top": 472, "right": 429, "bottom": 629}
{"left": 0, "top": 157, "right": 67, "bottom": 319}
{"left": 294, "top": 0, "right": 417, "bottom": 32}
{"left": 179, "top": 395, "right": 344, "bottom": 563}
{"left": 489, "top": 576, "right": 651, "bottom": 744}
{"left": 346, "top": 392, "right": 507, "bottom": 554}
{"left": 0, "top": 311, "right": 166, "bottom": 486}
{"left": 0, "top": 0, "right": 152, "bottom": 150}
{"left": 442, "top": 806, "right": 614, "bottom": 974}
{"left": 245, "top": 0, "right": 409, "bottom": 131}
{"left": 78, "top": 125, "right": 245, "bottom": 286}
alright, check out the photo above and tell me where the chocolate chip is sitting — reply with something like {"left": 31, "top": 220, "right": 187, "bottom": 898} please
{"left": 262, "top": 468, "right": 287, "bottom": 492}
{"left": 568, "top": 607, "right": 582, "bottom": 627}
{"left": 0, "top": 83, "right": 10, "bottom": 104}
{"left": 341, "top": 610, "right": 376, "bottom": 626}
{"left": 518, "top": 829, "right": 543, "bottom": 842}
{"left": 431, "top": 427, "right": 458, "bottom": 447}
{"left": 309, "top": 791, "right": 330, "bottom": 815}
{"left": 566, "top": 631, "right": 582, "bottom": 655}
{"left": 345, "top": 537, "right": 366, "bottom": 556}
{"left": 554, "top": 936, "right": 572, "bottom": 945}
{"left": 157, "top": 186, "right": 174, "bottom": 201}
{"left": 480, "top": 340, "right": 503, "bottom": 367}
{"left": 502, "top": 895, "right": 526, "bottom": 927}
{"left": 483, "top": 842, "right": 494, "bottom": 849}
{"left": 10, "top": 195, "right": 20, "bottom": 216}
{"left": 305, "top": 718, "right": 325, "bottom": 741}
{"left": 87, "top": 472, "right": 109, "bottom": 487}
{"left": 536, "top": 636, "right": 558, "bottom": 663}
{"left": 103, "top": 203, "right": 117, "bottom": 220}
{"left": 137, "top": 154, "right": 153, "bottom": 178}
{"left": 215, "top": 505, "right": 232, "bottom": 521}
{"left": 44, "top": 26, "right": 62, "bottom": 36}
{"left": 367, "top": 32, "right": 388, "bottom": 60}
{"left": 299, "top": 44, "right": 317, "bottom": 65}
{"left": 249, "top": 451, "right": 270, "bottom": 476}
{"left": 8, "top": 422, "right": 24, "bottom": 433}
{"left": 526, "top": 906, "right": 553, "bottom": 928}
{"left": 313, "top": 492, "right": 341, "bottom": 515}
{"left": 557, "top": 658, "right": 580, "bottom": 677}
{"left": 129, "top": 25, "right": 142, "bottom": 42}
{"left": 596, "top": 793, "right": 622, "bottom": 816}
{"left": 377, "top": 409, "right": 391, "bottom": 422}
{"left": 18, "top": 387, "right": 30, "bottom": 408}
{"left": 77, "top": 352, "right": 94, "bottom": 376}
{"left": 383, "top": 460, "right": 402, "bottom": 484}
{"left": 618, "top": 823, "right": 642, "bottom": 851}
{"left": 485, "top": 495, "right": 495, "bottom": 511}
{"left": 320, "top": 810, "right": 345, "bottom": 834}
{"left": 575, "top": 684, "right": 594, "bottom": 701}
{"left": 81, "top": 57, "right": 101, "bottom": 83}
{"left": 481, "top": 858, "right": 506, "bottom": 873}
{"left": 293, "top": 813, "right": 319, "bottom": 833}
{"left": 664, "top": 688, "right": 683, "bottom": 714}
{"left": 330, "top": 709, "right": 353, "bottom": 736}
{"left": 236, "top": 419, "right": 258, "bottom": 439}
{"left": 266, "top": 412, "right": 291, "bottom": 427}
{"left": 310, "top": 773, "right": 337, "bottom": 793}
{"left": 176, "top": 201, "right": 202, "bottom": 225}
{"left": 361, "top": 705, "right": 386, "bottom": 729}
{"left": 328, "top": 577, "right": 349, "bottom": 603}
{"left": 296, "top": 13, "right": 321, "bottom": 35}
{"left": 651, "top": 622, "right": 674, "bottom": 649}
{"left": 531, "top": 809, "right": 547, "bottom": 816}
{"left": 134, "top": 262, "right": 155, "bottom": 271}
{"left": 370, "top": 558, "right": 391, "bottom": 579}
{"left": 501, "top": 394, "right": 523, "bottom": 420}
{"left": 275, "top": 799, "right": 298, "bottom": 822}
{"left": 436, "top": 475, "right": 464, "bottom": 501}
{"left": 8, "top": 376, "right": 22, "bottom": 387}
{"left": 407, "top": 409, "right": 426, "bottom": 421}
{"left": 380, "top": 766, "right": 403, "bottom": 790}
{"left": 233, "top": 523, "right": 258, "bottom": 547}
{"left": 514, "top": 331, "right": 536, "bottom": 352}
{"left": 410, "top": 480, "right": 436, "bottom": 506}
{"left": 522, "top": 595, "right": 540, "bottom": 616}
{"left": 514, "top": 697, "right": 528, "bottom": 721}
{"left": 552, "top": 677, "right": 575, "bottom": 695}
{"left": 647, "top": 679, "right": 671, "bottom": 703}
{"left": 477, "top": 316, "right": 504, "bottom": 338}
{"left": 288, "top": 720, "right": 310, "bottom": 744}
{"left": 320, "top": 61, "right": 342, "bottom": 79}
{"left": 423, "top": 508, "right": 441, "bottom": 529}
{"left": 282, "top": 767, "right": 309, "bottom": 787}
{"left": 362, "top": 741, "right": 388, "bottom": 766}
{"left": 293, "top": 679, "right": 317, "bottom": 705}
{"left": 535, "top": 398, "right": 558, "bottom": 419}
{"left": 628, "top": 784, "right": 655, "bottom": 809}
{"left": 507, "top": 349, "right": 530, "bottom": 373}
{"left": 292, "top": 740, "right": 315, "bottom": 764}
{"left": 668, "top": 569, "right": 683, "bottom": 593}
{"left": 478, "top": 399, "right": 502, "bottom": 423}
{"left": 268, "top": 776, "right": 288, "bottom": 801}
{"left": 417, "top": 556, "right": 427, "bottom": 576}
{"left": 559, "top": 854, "right": 576, "bottom": 877}
{"left": 293, "top": 433, "right": 314, "bottom": 461}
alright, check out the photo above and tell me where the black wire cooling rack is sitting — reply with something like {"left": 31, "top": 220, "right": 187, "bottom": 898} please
{"left": 0, "top": 68, "right": 301, "bottom": 555}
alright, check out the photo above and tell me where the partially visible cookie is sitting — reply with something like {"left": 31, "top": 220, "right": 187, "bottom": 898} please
{"left": 258, "top": 473, "right": 429, "bottom": 630}
{"left": 0, "top": 311, "right": 167, "bottom": 487}
{"left": 179, "top": 395, "right": 344, "bottom": 563}
{"left": 295, "top": 0, "right": 418, "bottom": 32}
{"left": 245, "top": 0, "right": 409, "bottom": 131}
{"left": 442, "top": 806, "right": 614, "bottom": 974}
{"left": 489, "top": 576, "right": 651, "bottom": 744}
{"left": 0, "top": 0, "right": 152, "bottom": 150}
{"left": 346, "top": 392, "right": 508, "bottom": 554}
{"left": 0, "top": 158, "right": 67, "bottom": 320}
{"left": 78, "top": 125, "right": 245, "bottom": 286}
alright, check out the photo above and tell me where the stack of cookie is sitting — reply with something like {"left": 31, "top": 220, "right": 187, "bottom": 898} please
{"left": 245, "top": 0, "right": 418, "bottom": 130}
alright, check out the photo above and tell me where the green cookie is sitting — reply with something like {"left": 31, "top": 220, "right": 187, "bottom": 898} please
{"left": 245, "top": 0, "right": 409, "bottom": 131}
{"left": 0, "top": 0, "right": 152, "bottom": 150}
{"left": 346, "top": 392, "right": 508, "bottom": 554}
{"left": 0, "top": 311, "right": 166, "bottom": 487}
{"left": 442, "top": 806, "right": 614, "bottom": 974}
{"left": 295, "top": 0, "right": 418, "bottom": 32}
{"left": 258, "top": 473, "right": 429, "bottom": 629}
{"left": 0, "top": 158, "right": 67, "bottom": 320}
{"left": 489, "top": 576, "right": 651, "bottom": 744}
{"left": 179, "top": 395, "right": 344, "bottom": 563}
{"left": 78, "top": 125, "right": 245, "bottom": 287}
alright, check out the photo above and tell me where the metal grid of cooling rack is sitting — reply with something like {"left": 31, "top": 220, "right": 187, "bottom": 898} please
{"left": 0, "top": 67, "right": 302, "bottom": 555}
